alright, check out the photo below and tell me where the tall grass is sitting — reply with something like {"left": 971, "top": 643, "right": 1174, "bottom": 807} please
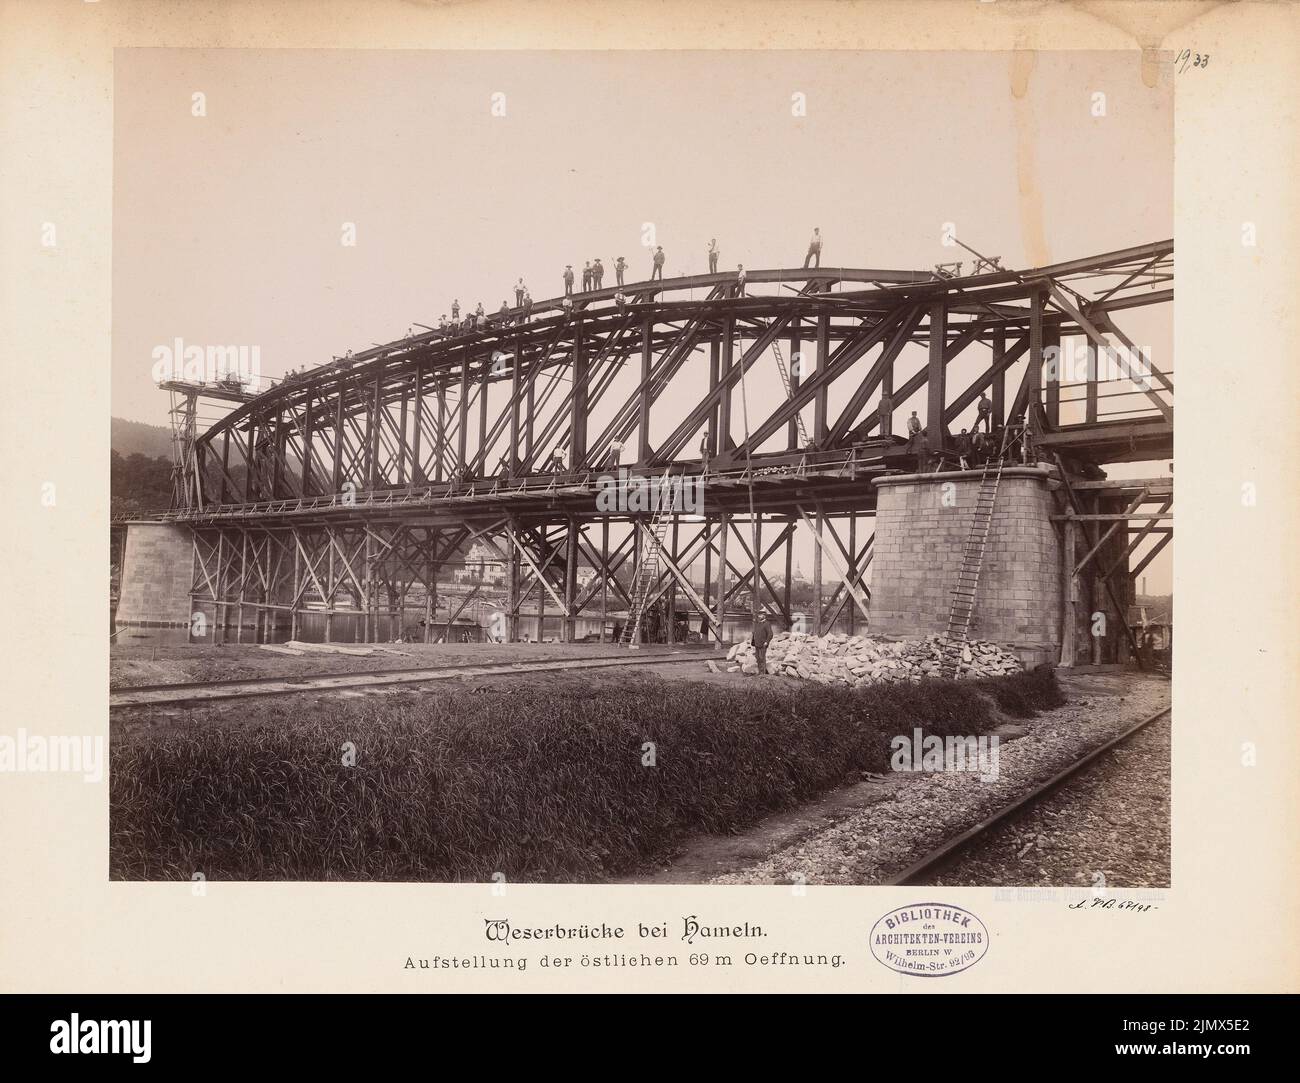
{"left": 110, "top": 668, "right": 1063, "bottom": 882}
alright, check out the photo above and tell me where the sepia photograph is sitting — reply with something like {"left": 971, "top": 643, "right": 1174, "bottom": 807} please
{"left": 107, "top": 47, "right": 1173, "bottom": 890}
{"left": 3, "top": 0, "right": 1297, "bottom": 1035}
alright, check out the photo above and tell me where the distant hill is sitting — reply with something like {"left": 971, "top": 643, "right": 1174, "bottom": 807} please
{"left": 112, "top": 417, "right": 173, "bottom": 459}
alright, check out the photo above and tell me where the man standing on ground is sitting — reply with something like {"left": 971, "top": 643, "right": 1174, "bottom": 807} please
{"left": 708, "top": 238, "right": 719, "bottom": 273}
{"left": 752, "top": 613, "right": 772, "bottom": 674}
{"left": 651, "top": 246, "right": 665, "bottom": 281}
{"left": 563, "top": 265, "right": 574, "bottom": 296}
{"left": 804, "top": 227, "right": 822, "bottom": 268}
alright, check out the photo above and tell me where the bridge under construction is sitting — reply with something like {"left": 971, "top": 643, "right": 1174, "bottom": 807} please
{"left": 114, "top": 240, "right": 1173, "bottom": 668}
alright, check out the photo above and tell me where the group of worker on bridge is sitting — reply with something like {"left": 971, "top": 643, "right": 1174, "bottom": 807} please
{"left": 273, "top": 230, "right": 829, "bottom": 388}
{"left": 904, "top": 392, "right": 1036, "bottom": 471}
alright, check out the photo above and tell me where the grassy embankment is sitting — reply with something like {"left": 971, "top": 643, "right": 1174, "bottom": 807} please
{"left": 110, "top": 667, "right": 1064, "bottom": 881}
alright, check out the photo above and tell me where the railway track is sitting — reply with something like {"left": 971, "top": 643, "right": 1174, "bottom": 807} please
{"left": 885, "top": 704, "right": 1172, "bottom": 885}
{"left": 110, "top": 650, "right": 704, "bottom": 709}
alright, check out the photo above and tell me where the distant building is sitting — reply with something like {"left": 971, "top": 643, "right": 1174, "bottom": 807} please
{"left": 455, "top": 541, "right": 506, "bottom": 586}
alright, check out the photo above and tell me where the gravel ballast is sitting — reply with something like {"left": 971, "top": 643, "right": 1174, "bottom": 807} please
{"left": 930, "top": 712, "right": 1171, "bottom": 888}
{"left": 710, "top": 672, "right": 1170, "bottom": 887}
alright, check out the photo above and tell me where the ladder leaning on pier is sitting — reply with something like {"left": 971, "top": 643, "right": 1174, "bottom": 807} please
{"left": 940, "top": 426, "right": 1014, "bottom": 677}
{"left": 622, "top": 470, "right": 673, "bottom": 647}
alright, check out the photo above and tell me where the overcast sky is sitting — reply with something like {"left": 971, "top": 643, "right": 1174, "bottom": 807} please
{"left": 112, "top": 48, "right": 1172, "bottom": 591}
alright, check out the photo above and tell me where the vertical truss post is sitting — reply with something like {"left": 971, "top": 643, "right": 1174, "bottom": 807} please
{"left": 847, "top": 512, "right": 857, "bottom": 636}
{"left": 331, "top": 382, "right": 344, "bottom": 494}
{"left": 783, "top": 516, "right": 794, "bottom": 624}
{"left": 506, "top": 520, "right": 520, "bottom": 642}
{"left": 788, "top": 317, "right": 802, "bottom": 450}
{"left": 639, "top": 318, "right": 653, "bottom": 464}
{"left": 814, "top": 315, "right": 829, "bottom": 444}
{"left": 926, "top": 298, "right": 948, "bottom": 456}
{"left": 563, "top": 517, "right": 579, "bottom": 642}
{"left": 812, "top": 508, "right": 824, "bottom": 634}
{"left": 991, "top": 329, "right": 1006, "bottom": 427}
{"left": 457, "top": 360, "right": 469, "bottom": 472}
{"left": 476, "top": 357, "right": 491, "bottom": 474}
{"left": 369, "top": 372, "right": 382, "bottom": 489}
{"left": 878, "top": 338, "right": 894, "bottom": 438}
{"left": 397, "top": 385, "right": 410, "bottom": 485}
{"left": 1060, "top": 513, "right": 1076, "bottom": 666}
{"left": 1044, "top": 325, "right": 1062, "bottom": 430}
{"left": 600, "top": 518, "right": 610, "bottom": 642}
{"left": 714, "top": 511, "right": 729, "bottom": 647}
{"left": 719, "top": 316, "right": 734, "bottom": 452}
{"left": 412, "top": 365, "right": 424, "bottom": 485}
{"left": 707, "top": 340, "right": 720, "bottom": 458}
{"left": 509, "top": 341, "right": 521, "bottom": 476}
{"left": 1027, "top": 287, "right": 1045, "bottom": 428}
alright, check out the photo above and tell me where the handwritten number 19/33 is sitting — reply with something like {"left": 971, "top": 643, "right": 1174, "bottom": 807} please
{"left": 1176, "top": 49, "right": 1210, "bottom": 73}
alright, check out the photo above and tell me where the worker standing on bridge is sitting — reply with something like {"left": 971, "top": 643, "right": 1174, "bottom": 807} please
{"left": 804, "top": 228, "right": 822, "bottom": 268}
{"left": 736, "top": 264, "right": 747, "bottom": 296}
{"left": 906, "top": 410, "right": 923, "bottom": 453}
{"left": 615, "top": 256, "right": 627, "bottom": 287}
{"left": 956, "top": 428, "right": 972, "bottom": 470}
{"left": 752, "top": 612, "right": 772, "bottom": 674}
{"left": 515, "top": 279, "right": 526, "bottom": 307}
{"left": 614, "top": 288, "right": 628, "bottom": 312}
{"left": 451, "top": 299, "right": 461, "bottom": 320}
{"left": 438, "top": 315, "right": 449, "bottom": 336}
{"left": 700, "top": 430, "right": 711, "bottom": 474}
{"left": 497, "top": 300, "right": 510, "bottom": 324}
{"left": 977, "top": 391, "right": 993, "bottom": 433}
{"left": 521, "top": 290, "right": 533, "bottom": 322}
{"left": 563, "top": 265, "right": 574, "bottom": 296}
{"left": 610, "top": 438, "right": 624, "bottom": 468}
{"left": 593, "top": 258, "right": 604, "bottom": 288}
{"left": 651, "top": 246, "right": 665, "bottom": 282}
{"left": 708, "top": 238, "right": 719, "bottom": 273}
{"left": 582, "top": 261, "right": 593, "bottom": 292}
{"left": 475, "top": 301, "right": 485, "bottom": 323}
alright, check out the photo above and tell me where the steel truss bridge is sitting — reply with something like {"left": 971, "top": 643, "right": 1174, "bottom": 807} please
{"left": 150, "top": 240, "right": 1174, "bottom": 646}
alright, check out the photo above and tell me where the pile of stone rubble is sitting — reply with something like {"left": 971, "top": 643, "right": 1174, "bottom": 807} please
{"left": 716, "top": 631, "right": 1023, "bottom": 684}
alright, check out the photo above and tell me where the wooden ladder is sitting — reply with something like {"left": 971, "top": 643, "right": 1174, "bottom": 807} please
{"left": 940, "top": 427, "right": 1012, "bottom": 676}
{"left": 621, "top": 470, "right": 673, "bottom": 647}
{"left": 771, "top": 339, "right": 809, "bottom": 448}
